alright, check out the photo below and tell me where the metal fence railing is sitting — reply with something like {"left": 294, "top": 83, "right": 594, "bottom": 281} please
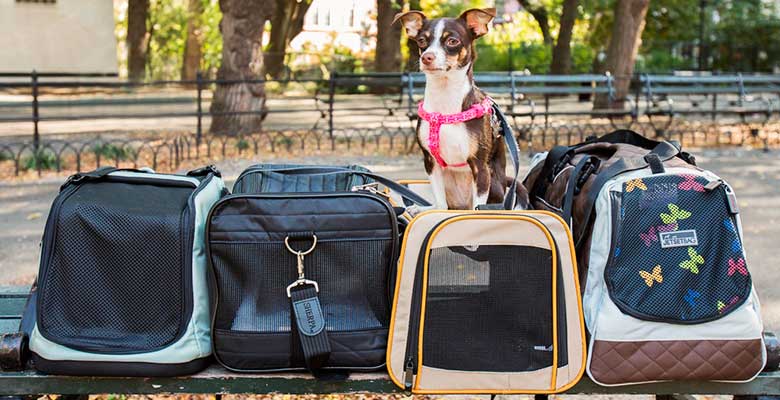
{"left": 1, "top": 71, "right": 779, "bottom": 177}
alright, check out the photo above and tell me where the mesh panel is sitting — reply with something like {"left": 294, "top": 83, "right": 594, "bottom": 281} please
{"left": 422, "top": 245, "right": 566, "bottom": 372}
{"left": 39, "top": 182, "right": 191, "bottom": 352}
{"left": 607, "top": 174, "right": 751, "bottom": 323}
{"left": 211, "top": 239, "right": 392, "bottom": 332}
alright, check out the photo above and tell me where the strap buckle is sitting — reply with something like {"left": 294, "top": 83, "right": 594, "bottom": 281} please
{"left": 351, "top": 182, "right": 391, "bottom": 200}
{"left": 285, "top": 235, "right": 319, "bottom": 297}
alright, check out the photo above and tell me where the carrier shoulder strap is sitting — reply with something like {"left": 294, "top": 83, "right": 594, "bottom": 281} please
{"left": 492, "top": 103, "right": 523, "bottom": 210}
{"left": 561, "top": 156, "right": 600, "bottom": 227}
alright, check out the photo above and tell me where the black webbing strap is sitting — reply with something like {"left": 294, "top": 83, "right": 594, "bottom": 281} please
{"left": 491, "top": 103, "right": 522, "bottom": 210}
{"left": 529, "top": 145, "right": 572, "bottom": 202}
{"left": 561, "top": 156, "right": 599, "bottom": 228}
{"left": 61, "top": 167, "right": 154, "bottom": 191}
{"left": 289, "top": 284, "right": 331, "bottom": 370}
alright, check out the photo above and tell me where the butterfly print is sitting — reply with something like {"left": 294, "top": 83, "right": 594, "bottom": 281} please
{"left": 678, "top": 175, "right": 705, "bottom": 192}
{"left": 684, "top": 289, "right": 701, "bottom": 307}
{"left": 661, "top": 204, "right": 692, "bottom": 225}
{"left": 639, "top": 226, "right": 658, "bottom": 246}
{"left": 723, "top": 218, "right": 736, "bottom": 232}
{"left": 656, "top": 223, "right": 678, "bottom": 233}
{"left": 718, "top": 296, "right": 740, "bottom": 314}
{"left": 728, "top": 258, "right": 748, "bottom": 276}
{"left": 639, "top": 265, "right": 663, "bottom": 287}
{"left": 679, "top": 247, "right": 705, "bottom": 274}
{"left": 731, "top": 238, "right": 742, "bottom": 253}
{"left": 626, "top": 178, "right": 647, "bottom": 192}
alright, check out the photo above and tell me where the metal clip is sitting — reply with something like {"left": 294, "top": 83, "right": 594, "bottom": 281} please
{"left": 351, "top": 182, "right": 391, "bottom": 200}
{"left": 285, "top": 235, "right": 319, "bottom": 297}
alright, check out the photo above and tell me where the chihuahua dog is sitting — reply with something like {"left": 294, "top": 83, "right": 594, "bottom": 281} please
{"left": 393, "top": 8, "right": 529, "bottom": 210}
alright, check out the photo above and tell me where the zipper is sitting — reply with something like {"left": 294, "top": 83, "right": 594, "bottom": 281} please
{"left": 205, "top": 190, "right": 398, "bottom": 372}
{"left": 401, "top": 216, "right": 457, "bottom": 390}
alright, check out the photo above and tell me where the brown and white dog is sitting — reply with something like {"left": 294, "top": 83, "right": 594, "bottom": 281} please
{"left": 393, "top": 8, "right": 529, "bottom": 210}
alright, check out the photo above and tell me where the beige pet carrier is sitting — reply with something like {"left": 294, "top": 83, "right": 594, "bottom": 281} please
{"left": 386, "top": 210, "right": 587, "bottom": 394}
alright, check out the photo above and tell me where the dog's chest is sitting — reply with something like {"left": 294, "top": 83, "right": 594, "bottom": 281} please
{"left": 419, "top": 120, "right": 472, "bottom": 165}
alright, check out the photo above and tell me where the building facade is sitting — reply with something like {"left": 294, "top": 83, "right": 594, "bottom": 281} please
{"left": 0, "top": 0, "right": 118, "bottom": 74}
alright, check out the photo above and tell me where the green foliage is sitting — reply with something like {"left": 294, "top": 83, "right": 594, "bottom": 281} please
{"left": 199, "top": 0, "right": 223, "bottom": 78}
{"left": 235, "top": 138, "right": 250, "bottom": 152}
{"left": 92, "top": 144, "right": 136, "bottom": 162}
{"left": 21, "top": 150, "right": 58, "bottom": 172}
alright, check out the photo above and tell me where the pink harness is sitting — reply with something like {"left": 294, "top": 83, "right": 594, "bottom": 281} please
{"left": 418, "top": 97, "right": 493, "bottom": 168}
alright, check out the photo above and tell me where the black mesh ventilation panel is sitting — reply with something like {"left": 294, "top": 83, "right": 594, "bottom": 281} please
{"left": 421, "top": 244, "right": 567, "bottom": 372}
{"left": 39, "top": 181, "right": 192, "bottom": 353}
{"left": 211, "top": 239, "right": 392, "bottom": 333}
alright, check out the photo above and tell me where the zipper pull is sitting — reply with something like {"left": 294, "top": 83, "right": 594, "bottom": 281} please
{"left": 704, "top": 179, "right": 722, "bottom": 191}
{"left": 725, "top": 185, "right": 740, "bottom": 214}
{"left": 403, "top": 357, "right": 415, "bottom": 390}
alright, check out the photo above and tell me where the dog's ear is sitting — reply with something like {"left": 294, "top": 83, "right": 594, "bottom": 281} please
{"left": 459, "top": 8, "right": 496, "bottom": 38}
{"left": 393, "top": 10, "right": 426, "bottom": 38}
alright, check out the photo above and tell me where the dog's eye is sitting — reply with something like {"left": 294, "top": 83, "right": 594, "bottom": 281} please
{"left": 417, "top": 37, "right": 428, "bottom": 48}
{"left": 445, "top": 37, "right": 461, "bottom": 47}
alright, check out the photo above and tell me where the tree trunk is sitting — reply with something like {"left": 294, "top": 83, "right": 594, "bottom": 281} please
{"left": 181, "top": 0, "right": 204, "bottom": 81}
{"left": 264, "top": 0, "right": 313, "bottom": 79}
{"left": 375, "top": 0, "right": 403, "bottom": 73}
{"left": 127, "top": 0, "right": 150, "bottom": 82}
{"left": 518, "top": 0, "right": 552, "bottom": 45}
{"left": 550, "top": 0, "right": 579, "bottom": 74}
{"left": 208, "top": 0, "right": 274, "bottom": 136}
{"left": 594, "top": 0, "right": 650, "bottom": 110}
{"left": 404, "top": 0, "right": 421, "bottom": 72}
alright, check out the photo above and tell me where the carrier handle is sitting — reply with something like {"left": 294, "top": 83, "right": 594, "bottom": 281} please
{"left": 491, "top": 102, "right": 522, "bottom": 210}
{"left": 266, "top": 167, "right": 432, "bottom": 207}
{"left": 61, "top": 167, "right": 155, "bottom": 191}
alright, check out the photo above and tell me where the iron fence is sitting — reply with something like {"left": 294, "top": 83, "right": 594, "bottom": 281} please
{"left": 1, "top": 71, "right": 779, "bottom": 177}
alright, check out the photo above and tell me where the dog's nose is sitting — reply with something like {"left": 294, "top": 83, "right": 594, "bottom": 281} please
{"left": 421, "top": 52, "right": 435, "bottom": 66}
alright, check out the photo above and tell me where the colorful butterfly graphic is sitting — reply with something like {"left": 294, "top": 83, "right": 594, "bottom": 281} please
{"left": 679, "top": 247, "right": 705, "bottom": 274}
{"left": 656, "top": 223, "right": 678, "bottom": 233}
{"left": 639, "top": 265, "right": 663, "bottom": 287}
{"left": 678, "top": 175, "right": 705, "bottom": 192}
{"left": 731, "top": 238, "right": 742, "bottom": 253}
{"left": 661, "top": 204, "right": 692, "bottom": 225}
{"left": 728, "top": 257, "right": 748, "bottom": 276}
{"left": 717, "top": 296, "right": 740, "bottom": 313}
{"left": 626, "top": 178, "right": 647, "bottom": 192}
{"left": 723, "top": 218, "right": 736, "bottom": 232}
{"left": 684, "top": 289, "right": 701, "bottom": 307}
{"left": 639, "top": 226, "right": 658, "bottom": 246}
{"left": 614, "top": 247, "right": 621, "bottom": 258}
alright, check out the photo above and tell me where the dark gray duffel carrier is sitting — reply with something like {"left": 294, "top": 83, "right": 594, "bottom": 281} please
{"left": 27, "top": 166, "right": 226, "bottom": 376}
{"left": 207, "top": 166, "right": 429, "bottom": 372}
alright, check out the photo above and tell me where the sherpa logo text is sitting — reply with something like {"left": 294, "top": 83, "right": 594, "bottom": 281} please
{"left": 659, "top": 230, "right": 698, "bottom": 248}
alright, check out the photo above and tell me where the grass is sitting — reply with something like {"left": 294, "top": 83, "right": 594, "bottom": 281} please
{"left": 20, "top": 149, "right": 58, "bottom": 171}
{"left": 92, "top": 143, "right": 136, "bottom": 162}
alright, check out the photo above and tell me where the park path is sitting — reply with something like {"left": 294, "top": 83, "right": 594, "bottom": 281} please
{"left": 1, "top": 150, "right": 779, "bottom": 335}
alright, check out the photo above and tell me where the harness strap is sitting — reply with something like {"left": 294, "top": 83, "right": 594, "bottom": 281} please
{"left": 418, "top": 97, "right": 493, "bottom": 168}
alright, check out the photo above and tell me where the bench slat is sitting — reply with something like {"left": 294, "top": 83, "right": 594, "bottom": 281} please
{"left": 0, "top": 367, "right": 778, "bottom": 395}
{"left": 0, "top": 318, "right": 20, "bottom": 334}
{"left": 0, "top": 299, "right": 26, "bottom": 317}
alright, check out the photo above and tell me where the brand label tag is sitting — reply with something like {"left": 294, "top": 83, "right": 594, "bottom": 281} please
{"left": 659, "top": 229, "right": 698, "bottom": 248}
{"left": 293, "top": 297, "right": 326, "bottom": 336}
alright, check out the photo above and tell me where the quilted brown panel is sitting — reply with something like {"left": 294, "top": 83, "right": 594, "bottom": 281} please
{"left": 589, "top": 338, "right": 764, "bottom": 385}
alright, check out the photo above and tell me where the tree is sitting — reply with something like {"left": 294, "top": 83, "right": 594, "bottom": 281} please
{"left": 550, "top": 0, "right": 579, "bottom": 74}
{"left": 375, "top": 0, "right": 404, "bottom": 73}
{"left": 209, "top": 0, "right": 274, "bottom": 136}
{"left": 181, "top": 0, "right": 204, "bottom": 81}
{"left": 595, "top": 0, "right": 650, "bottom": 109}
{"left": 127, "top": 0, "right": 151, "bottom": 82}
{"left": 404, "top": 0, "right": 421, "bottom": 72}
{"left": 264, "top": 0, "right": 313, "bottom": 79}
{"left": 518, "top": 0, "right": 552, "bottom": 45}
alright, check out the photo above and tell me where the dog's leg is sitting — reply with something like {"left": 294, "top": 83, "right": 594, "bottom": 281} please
{"left": 470, "top": 160, "right": 491, "bottom": 209}
{"left": 429, "top": 166, "right": 449, "bottom": 210}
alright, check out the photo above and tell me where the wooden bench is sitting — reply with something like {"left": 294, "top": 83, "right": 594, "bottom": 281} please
{"left": 2, "top": 285, "right": 779, "bottom": 398}
{"left": 637, "top": 74, "right": 780, "bottom": 136}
